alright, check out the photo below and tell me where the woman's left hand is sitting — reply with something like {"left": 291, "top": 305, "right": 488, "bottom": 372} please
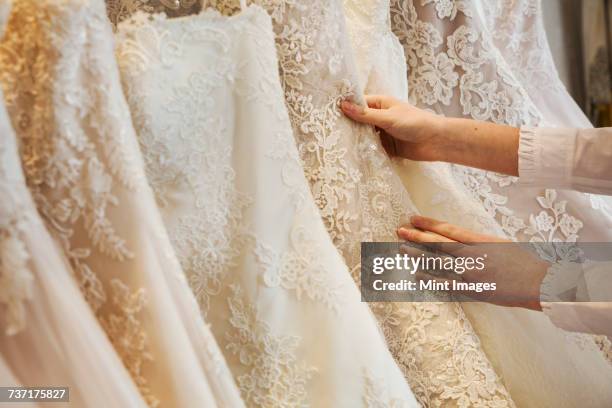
{"left": 397, "top": 215, "right": 549, "bottom": 310}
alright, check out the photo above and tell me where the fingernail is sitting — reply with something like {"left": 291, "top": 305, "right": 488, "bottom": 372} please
{"left": 341, "top": 100, "right": 360, "bottom": 114}
{"left": 397, "top": 227, "right": 410, "bottom": 238}
{"left": 410, "top": 215, "right": 422, "bottom": 226}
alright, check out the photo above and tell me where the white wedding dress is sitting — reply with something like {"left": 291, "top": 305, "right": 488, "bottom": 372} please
{"left": 389, "top": 1, "right": 612, "bottom": 407}
{"left": 179, "top": 1, "right": 526, "bottom": 407}
{"left": 115, "top": 4, "right": 417, "bottom": 407}
{"left": 153, "top": 0, "right": 523, "bottom": 406}
{"left": 0, "top": 1, "right": 243, "bottom": 407}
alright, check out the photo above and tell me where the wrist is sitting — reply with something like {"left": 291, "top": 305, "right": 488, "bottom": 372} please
{"left": 433, "top": 117, "right": 465, "bottom": 163}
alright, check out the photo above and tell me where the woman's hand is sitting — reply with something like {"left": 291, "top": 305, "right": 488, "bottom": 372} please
{"left": 341, "top": 95, "right": 521, "bottom": 176}
{"left": 397, "top": 215, "right": 549, "bottom": 310}
{"left": 340, "top": 95, "right": 448, "bottom": 161}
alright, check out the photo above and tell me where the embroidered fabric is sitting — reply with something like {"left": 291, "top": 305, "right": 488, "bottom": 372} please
{"left": 390, "top": 0, "right": 612, "bottom": 406}
{"left": 0, "top": 1, "right": 243, "bottom": 407}
{"left": 168, "top": 2, "right": 529, "bottom": 407}
{"left": 106, "top": 0, "right": 202, "bottom": 27}
{"left": 115, "top": 6, "right": 417, "bottom": 407}
{"left": 0, "top": 3, "right": 148, "bottom": 404}
{"left": 480, "top": 0, "right": 592, "bottom": 129}
{"left": 343, "top": 2, "right": 516, "bottom": 407}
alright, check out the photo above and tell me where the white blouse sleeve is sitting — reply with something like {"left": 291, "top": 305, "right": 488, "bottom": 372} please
{"left": 540, "top": 261, "right": 612, "bottom": 338}
{"left": 518, "top": 127, "right": 612, "bottom": 194}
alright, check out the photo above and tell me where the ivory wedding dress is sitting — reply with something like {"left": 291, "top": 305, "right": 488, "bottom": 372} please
{"left": 0, "top": 2, "right": 147, "bottom": 406}
{"left": 115, "top": 4, "right": 417, "bottom": 406}
{"left": 480, "top": 0, "right": 592, "bottom": 129}
{"left": 0, "top": 1, "right": 243, "bottom": 407}
{"left": 150, "top": 0, "right": 521, "bottom": 406}
{"left": 0, "top": 98, "right": 148, "bottom": 407}
{"left": 388, "top": 1, "right": 612, "bottom": 406}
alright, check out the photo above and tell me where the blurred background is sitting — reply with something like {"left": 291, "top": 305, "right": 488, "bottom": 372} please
{"left": 544, "top": 0, "right": 612, "bottom": 126}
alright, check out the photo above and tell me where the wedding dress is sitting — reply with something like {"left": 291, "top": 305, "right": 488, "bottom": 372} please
{"left": 115, "top": 4, "right": 417, "bottom": 406}
{"left": 139, "top": 0, "right": 527, "bottom": 407}
{"left": 479, "top": 0, "right": 592, "bottom": 129}
{"left": 389, "top": 1, "right": 612, "bottom": 406}
{"left": 0, "top": 1, "right": 243, "bottom": 407}
{"left": 0, "top": 1, "right": 148, "bottom": 406}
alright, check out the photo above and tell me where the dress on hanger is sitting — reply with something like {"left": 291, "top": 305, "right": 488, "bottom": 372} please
{"left": 0, "top": 2, "right": 148, "bottom": 406}
{"left": 0, "top": 1, "right": 243, "bottom": 407}
{"left": 343, "top": 2, "right": 516, "bottom": 407}
{"left": 390, "top": 1, "right": 612, "bottom": 407}
{"left": 115, "top": 4, "right": 417, "bottom": 407}
{"left": 480, "top": 0, "right": 592, "bottom": 129}
{"left": 155, "top": 1, "right": 521, "bottom": 407}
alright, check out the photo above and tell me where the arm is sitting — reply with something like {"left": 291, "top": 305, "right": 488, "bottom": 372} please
{"left": 341, "top": 96, "right": 520, "bottom": 176}
{"left": 342, "top": 97, "right": 612, "bottom": 195}
{"left": 398, "top": 215, "right": 612, "bottom": 339}
{"left": 437, "top": 117, "right": 519, "bottom": 177}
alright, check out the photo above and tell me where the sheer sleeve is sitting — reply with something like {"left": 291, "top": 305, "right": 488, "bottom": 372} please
{"left": 519, "top": 127, "right": 612, "bottom": 195}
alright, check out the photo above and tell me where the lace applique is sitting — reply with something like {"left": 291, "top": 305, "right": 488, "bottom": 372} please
{"left": 371, "top": 301, "right": 514, "bottom": 407}
{"left": 181, "top": 1, "right": 514, "bottom": 406}
{"left": 0, "top": 1, "right": 157, "bottom": 402}
{"left": 391, "top": 0, "right": 540, "bottom": 125}
{"left": 106, "top": 0, "right": 201, "bottom": 28}
{"left": 363, "top": 369, "right": 412, "bottom": 408}
{"left": 481, "top": 0, "right": 565, "bottom": 97}
{"left": 117, "top": 14, "right": 254, "bottom": 314}
{"left": 225, "top": 284, "right": 316, "bottom": 408}
{"left": 254, "top": 224, "right": 343, "bottom": 312}
{"left": 101, "top": 279, "right": 157, "bottom": 407}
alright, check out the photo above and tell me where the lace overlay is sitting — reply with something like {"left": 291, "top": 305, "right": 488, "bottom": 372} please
{"left": 106, "top": 0, "right": 202, "bottom": 27}
{"left": 116, "top": 6, "right": 417, "bottom": 407}
{"left": 0, "top": 2, "right": 241, "bottom": 407}
{"left": 0, "top": 88, "right": 34, "bottom": 337}
{"left": 225, "top": 284, "right": 316, "bottom": 407}
{"left": 390, "top": 1, "right": 612, "bottom": 406}
{"left": 0, "top": 4, "right": 154, "bottom": 399}
{"left": 148, "top": 1, "right": 521, "bottom": 407}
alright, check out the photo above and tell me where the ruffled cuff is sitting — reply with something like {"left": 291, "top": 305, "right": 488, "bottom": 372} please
{"left": 540, "top": 261, "right": 584, "bottom": 303}
{"left": 517, "top": 127, "right": 577, "bottom": 189}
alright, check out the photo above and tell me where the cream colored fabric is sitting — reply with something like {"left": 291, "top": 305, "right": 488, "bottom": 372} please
{"left": 0, "top": 1, "right": 242, "bottom": 406}
{"left": 115, "top": 5, "right": 417, "bottom": 406}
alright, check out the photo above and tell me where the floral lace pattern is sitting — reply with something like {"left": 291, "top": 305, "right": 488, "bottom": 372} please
{"left": 106, "top": 0, "right": 201, "bottom": 27}
{"left": 116, "top": 6, "right": 417, "bottom": 406}
{"left": 390, "top": 0, "right": 612, "bottom": 406}
{"left": 151, "top": 1, "right": 518, "bottom": 407}
{"left": 254, "top": 225, "right": 343, "bottom": 312}
{"left": 0, "top": 4, "right": 157, "bottom": 400}
{"left": 0, "top": 94, "right": 34, "bottom": 337}
{"left": 225, "top": 284, "right": 316, "bottom": 408}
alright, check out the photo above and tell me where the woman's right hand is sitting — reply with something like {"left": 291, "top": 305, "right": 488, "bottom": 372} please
{"left": 341, "top": 95, "right": 449, "bottom": 161}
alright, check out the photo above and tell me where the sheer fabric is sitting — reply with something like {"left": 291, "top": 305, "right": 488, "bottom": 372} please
{"left": 0, "top": 1, "right": 242, "bottom": 407}
{"left": 390, "top": 1, "right": 612, "bottom": 407}
{"left": 115, "top": 6, "right": 418, "bottom": 407}
{"left": 480, "top": 0, "right": 592, "bottom": 129}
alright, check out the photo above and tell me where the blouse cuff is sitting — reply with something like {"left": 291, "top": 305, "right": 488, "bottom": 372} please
{"left": 540, "top": 261, "right": 584, "bottom": 304}
{"left": 517, "top": 127, "right": 577, "bottom": 189}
